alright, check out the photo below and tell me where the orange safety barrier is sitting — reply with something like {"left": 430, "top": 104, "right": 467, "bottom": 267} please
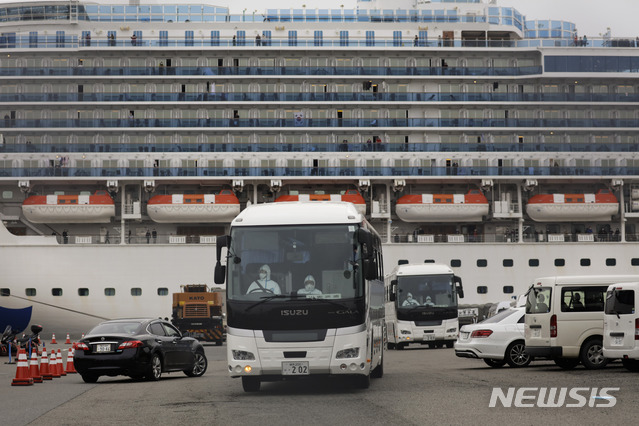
{"left": 65, "top": 347, "right": 77, "bottom": 374}
{"left": 40, "top": 348, "right": 53, "bottom": 380}
{"left": 11, "top": 348, "right": 34, "bottom": 386}
{"left": 65, "top": 334, "right": 71, "bottom": 344}
{"left": 50, "top": 333, "right": 57, "bottom": 344}
{"left": 29, "top": 348, "right": 43, "bottom": 383}
{"left": 57, "top": 350, "right": 67, "bottom": 376}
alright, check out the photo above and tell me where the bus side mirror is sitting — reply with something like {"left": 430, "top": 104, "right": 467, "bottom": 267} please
{"left": 214, "top": 235, "right": 229, "bottom": 284}
{"left": 389, "top": 279, "right": 397, "bottom": 301}
{"left": 455, "top": 276, "right": 464, "bottom": 299}
{"left": 356, "top": 228, "right": 378, "bottom": 280}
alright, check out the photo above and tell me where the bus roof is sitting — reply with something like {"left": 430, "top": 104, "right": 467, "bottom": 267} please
{"left": 391, "top": 263, "right": 454, "bottom": 277}
{"left": 231, "top": 201, "right": 364, "bottom": 227}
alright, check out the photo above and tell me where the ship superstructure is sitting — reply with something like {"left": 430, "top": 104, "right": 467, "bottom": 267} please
{"left": 1, "top": 0, "right": 639, "bottom": 333}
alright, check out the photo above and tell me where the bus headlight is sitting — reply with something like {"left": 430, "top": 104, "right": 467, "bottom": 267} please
{"left": 446, "top": 328, "right": 457, "bottom": 333}
{"left": 232, "top": 350, "right": 255, "bottom": 361}
{"left": 336, "top": 348, "right": 360, "bottom": 359}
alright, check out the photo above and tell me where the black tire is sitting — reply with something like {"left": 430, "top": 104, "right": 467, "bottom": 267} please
{"left": 242, "top": 376, "right": 261, "bottom": 392}
{"left": 484, "top": 358, "right": 506, "bottom": 368}
{"left": 505, "top": 341, "right": 531, "bottom": 368}
{"left": 621, "top": 358, "right": 639, "bottom": 372}
{"left": 580, "top": 338, "right": 609, "bottom": 370}
{"left": 146, "top": 354, "right": 162, "bottom": 381}
{"left": 371, "top": 352, "right": 384, "bottom": 379}
{"left": 554, "top": 357, "right": 580, "bottom": 370}
{"left": 81, "top": 374, "right": 98, "bottom": 383}
{"left": 446, "top": 341, "right": 454, "bottom": 348}
{"left": 184, "top": 351, "right": 208, "bottom": 377}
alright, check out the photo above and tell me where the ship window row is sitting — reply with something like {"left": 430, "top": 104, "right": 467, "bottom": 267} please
{"left": 476, "top": 286, "right": 515, "bottom": 295}
{"left": 546, "top": 56, "right": 639, "bottom": 73}
{"left": 1, "top": 287, "right": 170, "bottom": 297}
{"left": 451, "top": 258, "right": 627, "bottom": 268}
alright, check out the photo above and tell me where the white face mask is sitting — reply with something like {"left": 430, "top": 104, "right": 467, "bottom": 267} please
{"left": 259, "top": 272, "right": 267, "bottom": 280}
{"left": 305, "top": 283, "right": 314, "bottom": 292}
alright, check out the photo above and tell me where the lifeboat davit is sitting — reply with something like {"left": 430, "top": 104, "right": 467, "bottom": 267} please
{"left": 395, "top": 190, "right": 489, "bottom": 222}
{"left": 22, "top": 190, "right": 115, "bottom": 223}
{"left": 275, "top": 189, "right": 366, "bottom": 215}
{"left": 147, "top": 190, "right": 240, "bottom": 223}
{"left": 526, "top": 190, "right": 619, "bottom": 222}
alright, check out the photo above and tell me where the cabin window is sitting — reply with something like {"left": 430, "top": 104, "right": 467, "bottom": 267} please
{"left": 477, "top": 259, "right": 487, "bottom": 267}
{"left": 450, "top": 259, "right": 461, "bottom": 267}
{"left": 157, "top": 288, "right": 169, "bottom": 296}
{"left": 477, "top": 286, "right": 488, "bottom": 294}
{"left": 78, "top": 288, "right": 89, "bottom": 296}
{"left": 580, "top": 258, "right": 591, "bottom": 267}
{"left": 606, "top": 258, "right": 616, "bottom": 266}
{"left": 0, "top": 288, "right": 9, "bottom": 296}
{"left": 503, "top": 259, "right": 514, "bottom": 267}
{"left": 528, "top": 259, "right": 539, "bottom": 267}
{"left": 503, "top": 286, "right": 514, "bottom": 294}
{"left": 131, "top": 288, "right": 142, "bottom": 296}
{"left": 52, "top": 288, "right": 63, "bottom": 296}
{"left": 25, "top": 288, "right": 36, "bottom": 296}
{"left": 2, "top": 191, "right": 12, "bottom": 199}
{"left": 105, "top": 288, "right": 116, "bottom": 296}
{"left": 555, "top": 258, "right": 565, "bottom": 267}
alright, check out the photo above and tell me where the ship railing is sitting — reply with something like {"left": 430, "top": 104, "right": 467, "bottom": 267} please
{"left": 390, "top": 232, "right": 626, "bottom": 244}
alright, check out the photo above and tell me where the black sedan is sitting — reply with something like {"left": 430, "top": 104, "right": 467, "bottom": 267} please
{"left": 73, "top": 318, "right": 207, "bottom": 383}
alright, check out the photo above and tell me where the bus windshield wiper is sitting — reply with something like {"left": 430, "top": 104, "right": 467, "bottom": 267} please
{"left": 246, "top": 294, "right": 291, "bottom": 311}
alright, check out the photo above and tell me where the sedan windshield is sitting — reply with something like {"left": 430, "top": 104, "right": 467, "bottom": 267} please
{"left": 227, "top": 224, "right": 363, "bottom": 301}
{"left": 89, "top": 321, "right": 143, "bottom": 335}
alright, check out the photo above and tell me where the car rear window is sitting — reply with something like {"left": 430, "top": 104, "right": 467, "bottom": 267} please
{"left": 480, "top": 308, "right": 521, "bottom": 324}
{"left": 605, "top": 289, "right": 635, "bottom": 315}
{"left": 89, "top": 321, "right": 142, "bottom": 335}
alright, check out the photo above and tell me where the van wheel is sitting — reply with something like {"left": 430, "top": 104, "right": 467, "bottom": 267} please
{"left": 580, "top": 338, "right": 609, "bottom": 370}
{"left": 554, "top": 358, "right": 580, "bottom": 370}
{"left": 484, "top": 358, "right": 506, "bottom": 368}
{"left": 622, "top": 358, "right": 639, "bottom": 372}
{"left": 505, "top": 341, "right": 531, "bottom": 368}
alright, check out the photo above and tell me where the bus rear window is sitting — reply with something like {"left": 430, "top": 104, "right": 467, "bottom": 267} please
{"left": 605, "top": 289, "right": 635, "bottom": 315}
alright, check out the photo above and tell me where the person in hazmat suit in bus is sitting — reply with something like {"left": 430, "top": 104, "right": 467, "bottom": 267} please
{"left": 298, "top": 275, "right": 322, "bottom": 296}
{"left": 246, "top": 264, "right": 281, "bottom": 294}
{"left": 402, "top": 292, "right": 420, "bottom": 306}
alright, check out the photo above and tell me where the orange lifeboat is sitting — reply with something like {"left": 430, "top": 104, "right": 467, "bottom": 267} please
{"left": 22, "top": 190, "right": 115, "bottom": 223}
{"left": 395, "top": 190, "right": 489, "bottom": 222}
{"left": 275, "top": 189, "right": 366, "bottom": 215}
{"left": 147, "top": 190, "right": 240, "bottom": 223}
{"left": 526, "top": 189, "right": 618, "bottom": 222}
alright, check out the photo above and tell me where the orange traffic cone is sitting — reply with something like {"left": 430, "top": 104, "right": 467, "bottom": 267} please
{"left": 65, "top": 347, "right": 77, "bottom": 374}
{"left": 57, "top": 350, "right": 67, "bottom": 376}
{"left": 11, "top": 348, "right": 34, "bottom": 386}
{"left": 51, "top": 333, "right": 57, "bottom": 344}
{"left": 40, "top": 348, "right": 53, "bottom": 380}
{"left": 49, "top": 352, "right": 60, "bottom": 378}
{"left": 29, "top": 348, "right": 43, "bottom": 383}
{"left": 65, "top": 334, "right": 71, "bottom": 344}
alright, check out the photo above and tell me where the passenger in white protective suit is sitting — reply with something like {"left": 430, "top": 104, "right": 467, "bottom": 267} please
{"left": 298, "top": 275, "right": 322, "bottom": 295}
{"left": 246, "top": 264, "right": 281, "bottom": 294}
{"left": 402, "top": 292, "right": 420, "bottom": 306}
{"left": 424, "top": 295, "right": 435, "bottom": 306}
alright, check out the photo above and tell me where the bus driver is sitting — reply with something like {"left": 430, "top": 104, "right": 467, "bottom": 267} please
{"left": 402, "top": 293, "right": 420, "bottom": 306}
{"left": 246, "top": 264, "right": 281, "bottom": 294}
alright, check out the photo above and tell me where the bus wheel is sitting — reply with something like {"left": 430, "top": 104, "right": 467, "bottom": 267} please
{"left": 554, "top": 357, "right": 580, "bottom": 370}
{"left": 387, "top": 342, "right": 395, "bottom": 350}
{"left": 242, "top": 376, "right": 261, "bottom": 392}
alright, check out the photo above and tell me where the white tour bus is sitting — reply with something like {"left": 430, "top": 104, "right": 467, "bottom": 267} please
{"left": 525, "top": 275, "right": 639, "bottom": 370}
{"left": 214, "top": 202, "right": 385, "bottom": 392}
{"left": 385, "top": 262, "right": 463, "bottom": 349}
{"left": 603, "top": 282, "right": 639, "bottom": 372}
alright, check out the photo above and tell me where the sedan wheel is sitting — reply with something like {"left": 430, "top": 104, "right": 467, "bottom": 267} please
{"left": 505, "top": 341, "right": 531, "bottom": 368}
{"left": 483, "top": 358, "right": 506, "bottom": 368}
{"left": 184, "top": 351, "right": 208, "bottom": 377}
{"left": 147, "top": 354, "right": 162, "bottom": 381}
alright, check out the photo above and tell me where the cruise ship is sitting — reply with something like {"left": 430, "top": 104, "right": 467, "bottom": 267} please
{"left": 1, "top": 0, "right": 639, "bottom": 336}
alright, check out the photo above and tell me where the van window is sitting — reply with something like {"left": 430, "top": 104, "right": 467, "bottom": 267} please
{"left": 526, "top": 287, "right": 551, "bottom": 313}
{"left": 605, "top": 289, "right": 635, "bottom": 315}
{"left": 561, "top": 286, "right": 606, "bottom": 312}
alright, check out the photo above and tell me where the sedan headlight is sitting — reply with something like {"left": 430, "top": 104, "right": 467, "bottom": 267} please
{"left": 336, "top": 348, "right": 360, "bottom": 359}
{"left": 232, "top": 350, "right": 255, "bottom": 360}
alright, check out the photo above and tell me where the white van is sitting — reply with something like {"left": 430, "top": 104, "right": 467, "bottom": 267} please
{"left": 603, "top": 282, "right": 639, "bottom": 372}
{"left": 524, "top": 275, "right": 639, "bottom": 370}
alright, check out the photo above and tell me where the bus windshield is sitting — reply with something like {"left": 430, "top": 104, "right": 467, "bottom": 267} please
{"left": 227, "top": 224, "right": 364, "bottom": 301}
{"left": 396, "top": 274, "right": 456, "bottom": 309}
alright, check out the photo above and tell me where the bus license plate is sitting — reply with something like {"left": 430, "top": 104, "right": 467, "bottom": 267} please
{"left": 424, "top": 334, "right": 435, "bottom": 341}
{"left": 95, "top": 344, "right": 112, "bottom": 353}
{"left": 282, "top": 361, "right": 309, "bottom": 375}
